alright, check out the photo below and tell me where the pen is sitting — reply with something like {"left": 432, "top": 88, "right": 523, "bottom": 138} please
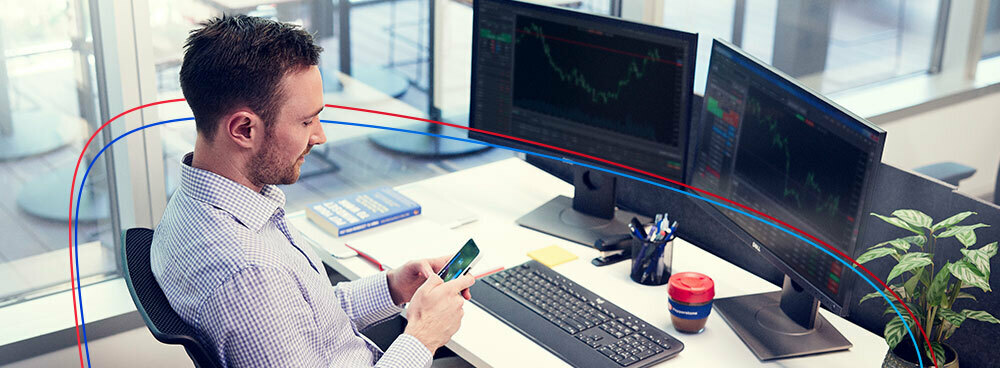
{"left": 666, "top": 221, "right": 679, "bottom": 241}
{"left": 651, "top": 214, "right": 663, "bottom": 239}
{"left": 343, "top": 243, "right": 385, "bottom": 271}
{"left": 629, "top": 217, "right": 646, "bottom": 240}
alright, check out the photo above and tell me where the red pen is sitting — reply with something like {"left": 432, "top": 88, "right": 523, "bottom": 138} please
{"left": 473, "top": 266, "right": 505, "bottom": 279}
{"left": 343, "top": 243, "right": 384, "bottom": 271}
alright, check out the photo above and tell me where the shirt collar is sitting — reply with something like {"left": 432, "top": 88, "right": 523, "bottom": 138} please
{"left": 178, "top": 152, "right": 286, "bottom": 232}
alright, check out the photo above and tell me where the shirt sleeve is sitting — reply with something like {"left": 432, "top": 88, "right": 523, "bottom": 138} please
{"left": 197, "top": 266, "right": 327, "bottom": 367}
{"left": 334, "top": 271, "right": 404, "bottom": 330}
{"left": 375, "top": 334, "right": 433, "bottom": 368}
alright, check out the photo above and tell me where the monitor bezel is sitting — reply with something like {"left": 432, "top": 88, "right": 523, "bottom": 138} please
{"left": 688, "top": 39, "right": 887, "bottom": 316}
{"left": 469, "top": 0, "right": 699, "bottom": 185}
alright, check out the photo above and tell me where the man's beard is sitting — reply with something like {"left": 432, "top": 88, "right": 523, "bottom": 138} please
{"left": 248, "top": 134, "right": 307, "bottom": 187}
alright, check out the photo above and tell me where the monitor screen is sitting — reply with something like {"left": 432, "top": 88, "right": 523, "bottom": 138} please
{"left": 471, "top": 0, "right": 697, "bottom": 182}
{"left": 689, "top": 40, "right": 886, "bottom": 310}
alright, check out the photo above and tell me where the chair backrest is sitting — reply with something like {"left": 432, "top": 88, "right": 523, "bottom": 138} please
{"left": 121, "top": 228, "right": 221, "bottom": 368}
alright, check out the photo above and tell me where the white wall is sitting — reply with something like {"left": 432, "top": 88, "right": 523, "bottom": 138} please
{"left": 877, "top": 91, "right": 1000, "bottom": 200}
{"left": 2, "top": 327, "right": 190, "bottom": 368}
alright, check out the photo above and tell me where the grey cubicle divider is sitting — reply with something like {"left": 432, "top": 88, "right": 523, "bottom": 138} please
{"left": 524, "top": 155, "right": 1000, "bottom": 367}
{"left": 852, "top": 163, "right": 1000, "bottom": 367}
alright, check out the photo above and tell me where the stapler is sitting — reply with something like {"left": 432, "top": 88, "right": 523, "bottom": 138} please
{"left": 591, "top": 234, "right": 632, "bottom": 267}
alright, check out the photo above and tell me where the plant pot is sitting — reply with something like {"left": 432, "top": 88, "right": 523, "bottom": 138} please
{"left": 882, "top": 342, "right": 959, "bottom": 368}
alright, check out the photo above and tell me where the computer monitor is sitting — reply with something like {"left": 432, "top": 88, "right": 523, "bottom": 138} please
{"left": 688, "top": 39, "right": 886, "bottom": 360}
{"left": 470, "top": 0, "right": 697, "bottom": 246}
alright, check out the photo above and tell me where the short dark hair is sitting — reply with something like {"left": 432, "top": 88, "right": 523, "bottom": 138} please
{"left": 179, "top": 15, "right": 322, "bottom": 140}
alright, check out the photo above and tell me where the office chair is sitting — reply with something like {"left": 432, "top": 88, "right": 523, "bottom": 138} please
{"left": 121, "top": 227, "right": 221, "bottom": 368}
{"left": 914, "top": 161, "right": 977, "bottom": 187}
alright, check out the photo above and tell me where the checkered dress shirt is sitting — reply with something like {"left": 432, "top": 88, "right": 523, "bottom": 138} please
{"left": 151, "top": 153, "right": 432, "bottom": 367}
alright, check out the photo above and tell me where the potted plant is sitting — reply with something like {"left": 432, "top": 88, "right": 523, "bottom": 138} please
{"left": 857, "top": 210, "right": 998, "bottom": 368}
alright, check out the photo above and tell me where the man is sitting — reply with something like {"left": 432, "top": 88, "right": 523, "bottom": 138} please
{"left": 151, "top": 15, "right": 474, "bottom": 367}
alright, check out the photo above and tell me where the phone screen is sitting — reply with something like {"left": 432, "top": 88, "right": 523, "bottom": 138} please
{"left": 438, "top": 239, "right": 480, "bottom": 282}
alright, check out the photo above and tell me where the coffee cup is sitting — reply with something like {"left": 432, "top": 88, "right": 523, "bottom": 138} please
{"left": 667, "top": 272, "right": 715, "bottom": 333}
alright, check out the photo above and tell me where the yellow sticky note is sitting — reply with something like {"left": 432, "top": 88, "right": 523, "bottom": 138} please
{"left": 528, "top": 245, "right": 579, "bottom": 267}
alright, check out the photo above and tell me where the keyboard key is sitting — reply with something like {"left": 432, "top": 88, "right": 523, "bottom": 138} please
{"left": 619, "top": 356, "right": 638, "bottom": 366}
{"left": 598, "top": 346, "right": 616, "bottom": 357}
{"left": 635, "top": 347, "right": 655, "bottom": 360}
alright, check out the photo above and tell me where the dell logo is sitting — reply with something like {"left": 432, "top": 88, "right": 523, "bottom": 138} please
{"left": 751, "top": 242, "right": 761, "bottom": 252}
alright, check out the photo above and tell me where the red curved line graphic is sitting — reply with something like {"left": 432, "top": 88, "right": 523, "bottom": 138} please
{"left": 68, "top": 99, "right": 937, "bottom": 367}
{"left": 68, "top": 98, "right": 185, "bottom": 368}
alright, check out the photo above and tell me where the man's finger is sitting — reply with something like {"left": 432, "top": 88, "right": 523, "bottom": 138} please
{"left": 421, "top": 269, "right": 444, "bottom": 288}
{"left": 419, "top": 262, "right": 436, "bottom": 279}
{"left": 461, "top": 288, "right": 472, "bottom": 300}
{"left": 429, "top": 255, "right": 451, "bottom": 272}
{"left": 443, "top": 274, "right": 475, "bottom": 293}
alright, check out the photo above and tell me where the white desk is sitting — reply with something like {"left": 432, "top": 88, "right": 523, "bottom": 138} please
{"left": 290, "top": 157, "right": 888, "bottom": 367}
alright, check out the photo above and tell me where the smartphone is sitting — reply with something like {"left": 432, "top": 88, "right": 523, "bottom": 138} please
{"left": 437, "top": 239, "right": 482, "bottom": 282}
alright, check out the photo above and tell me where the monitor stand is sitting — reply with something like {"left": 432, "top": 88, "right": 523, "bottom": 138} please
{"left": 516, "top": 166, "right": 647, "bottom": 247}
{"left": 714, "top": 275, "right": 852, "bottom": 361}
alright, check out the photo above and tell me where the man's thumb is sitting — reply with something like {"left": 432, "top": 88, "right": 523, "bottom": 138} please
{"left": 420, "top": 268, "right": 444, "bottom": 288}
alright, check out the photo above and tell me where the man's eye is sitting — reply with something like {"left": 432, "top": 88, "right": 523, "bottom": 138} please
{"left": 303, "top": 120, "right": 312, "bottom": 126}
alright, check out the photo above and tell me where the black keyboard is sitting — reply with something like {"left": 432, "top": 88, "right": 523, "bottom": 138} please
{"left": 470, "top": 260, "right": 684, "bottom": 367}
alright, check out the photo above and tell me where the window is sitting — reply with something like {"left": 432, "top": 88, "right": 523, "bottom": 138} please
{"left": 0, "top": 0, "right": 116, "bottom": 305}
{"left": 657, "top": 0, "right": 944, "bottom": 94}
{"left": 146, "top": 0, "right": 513, "bottom": 216}
{"left": 984, "top": 0, "right": 1000, "bottom": 58}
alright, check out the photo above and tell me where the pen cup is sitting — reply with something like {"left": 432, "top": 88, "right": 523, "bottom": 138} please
{"left": 629, "top": 238, "right": 673, "bottom": 286}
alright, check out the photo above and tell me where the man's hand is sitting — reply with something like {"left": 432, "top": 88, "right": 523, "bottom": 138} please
{"left": 403, "top": 270, "right": 476, "bottom": 355}
{"left": 386, "top": 255, "right": 472, "bottom": 304}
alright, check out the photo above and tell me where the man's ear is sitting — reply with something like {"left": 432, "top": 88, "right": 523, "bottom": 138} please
{"left": 222, "top": 110, "right": 263, "bottom": 149}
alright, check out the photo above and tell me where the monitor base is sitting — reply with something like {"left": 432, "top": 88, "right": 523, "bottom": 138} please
{"left": 714, "top": 289, "right": 851, "bottom": 361}
{"left": 517, "top": 195, "right": 647, "bottom": 248}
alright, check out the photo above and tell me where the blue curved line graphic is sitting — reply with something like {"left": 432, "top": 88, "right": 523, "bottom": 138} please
{"left": 72, "top": 117, "right": 923, "bottom": 367}
{"left": 74, "top": 117, "right": 193, "bottom": 368}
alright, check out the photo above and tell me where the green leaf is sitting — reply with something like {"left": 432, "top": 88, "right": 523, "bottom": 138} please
{"left": 884, "top": 315, "right": 909, "bottom": 350}
{"left": 867, "top": 238, "right": 913, "bottom": 251}
{"left": 892, "top": 209, "right": 933, "bottom": 229}
{"left": 943, "top": 325, "right": 958, "bottom": 340}
{"left": 887, "top": 252, "right": 933, "bottom": 283}
{"left": 956, "top": 228, "right": 978, "bottom": 247}
{"left": 903, "top": 269, "right": 922, "bottom": 299}
{"left": 856, "top": 247, "right": 898, "bottom": 265}
{"left": 961, "top": 310, "right": 1000, "bottom": 324}
{"left": 872, "top": 213, "right": 924, "bottom": 235}
{"left": 937, "top": 307, "right": 966, "bottom": 327}
{"left": 883, "top": 301, "right": 925, "bottom": 323}
{"left": 960, "top": 242, "right": 996, "bottom": 280}
{"left": 925, "top": 342, "right": 945, "bottom": 367}
{"left": 950, "top": 260, "right": 991, "bottom": 292}
{"left": 888, "top": 238, "right": 912, "bottom": 252}
{"left": 920, "top": 266, "right": 932, "bottom": 287}
{"left": 902, "top": 235, "right": 927, "bottom": 248}
{"left": 859, "top": 290, "right": 885, "bottom": 305}
{"left": 986, "top": 241, "right": 998, "bottom": 258}
{"left": 936, "top": 223, "right": 989, "bottom": 239}
{"left": 956, "top": 291, "right": 977, "bottom": 301}
{"left": 926, "top": 263, "right": 951, "bottom": 306}
{"left": 931, "top": 211, "right": 976, "bottom": 232}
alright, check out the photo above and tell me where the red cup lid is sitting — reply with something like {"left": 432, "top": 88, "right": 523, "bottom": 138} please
{"left": 668, "top": 272, "right": 715, "bottom": 304}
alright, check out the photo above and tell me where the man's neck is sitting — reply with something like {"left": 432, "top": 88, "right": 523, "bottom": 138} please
{"left": 191, "top": 138, "right": 264, "bottom": 193}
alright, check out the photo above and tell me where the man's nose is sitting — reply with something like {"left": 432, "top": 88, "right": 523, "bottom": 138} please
{"left": 311, "top": 118, "right": 327, "bottom": 145}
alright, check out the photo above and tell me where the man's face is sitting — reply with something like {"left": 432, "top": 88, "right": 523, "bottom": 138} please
{"left": 248, "top": 65, "right": 327, "bottom": 186}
